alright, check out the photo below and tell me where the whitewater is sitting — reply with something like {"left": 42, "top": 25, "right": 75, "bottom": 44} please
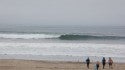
{"left": 0, "top": 26, "right": 125, "bottom": 62}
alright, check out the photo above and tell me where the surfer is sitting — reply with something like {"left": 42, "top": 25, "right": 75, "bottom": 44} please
{"left": 86, "top": 57, "right": 90, "bottom": 69}
{"left": 102, "top": 57, "right": 106, "bottom": 69}
{"left": 108, "top": 57, "right": 113, "bottom": 69}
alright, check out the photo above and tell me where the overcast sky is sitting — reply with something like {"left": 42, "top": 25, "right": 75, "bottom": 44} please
{"left": 0, "top": 0, "right": 125, "bottom": 26}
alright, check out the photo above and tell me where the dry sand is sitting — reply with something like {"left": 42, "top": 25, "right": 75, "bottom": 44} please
{"left": 0, "top": 59, "right": 125, "bottom": 70}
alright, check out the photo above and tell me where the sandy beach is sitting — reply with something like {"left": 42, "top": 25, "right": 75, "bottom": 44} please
{"left": 1, "top": 0, "right": 125, "bottom": 70}
{"left": 0, "top": 59, "right": 124, "bottom": 70}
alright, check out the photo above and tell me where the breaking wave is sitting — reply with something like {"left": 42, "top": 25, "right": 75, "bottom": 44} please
{"left": 0, "top": 33, "right": 125, "bottom": 40}
{"left": 0, "top": 33, "right": 60, "bottom": 39}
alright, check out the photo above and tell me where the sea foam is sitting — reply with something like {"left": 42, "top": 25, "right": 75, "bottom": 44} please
{"left": 0, "top": 42, "right": 125, "bottom": 57}
{"left": 0, "top": 33, "right": 59, "bottom": 39}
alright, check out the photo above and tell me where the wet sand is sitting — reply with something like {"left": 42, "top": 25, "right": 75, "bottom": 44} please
{"left": 0, "top": 59, "right": 125, "bottom": 70}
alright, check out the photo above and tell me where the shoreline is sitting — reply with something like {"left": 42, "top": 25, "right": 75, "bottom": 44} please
{"left": 0, "top": 54, "right": 125, "bottom": 63}
{"left": 0, "top": 59, "right": 125, "bottom": 70}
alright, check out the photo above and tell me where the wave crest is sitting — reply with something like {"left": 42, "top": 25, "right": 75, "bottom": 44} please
{"left": 0, "top": 33, "right": 60, "bottom": 39}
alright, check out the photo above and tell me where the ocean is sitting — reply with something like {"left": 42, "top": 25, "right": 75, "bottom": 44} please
{"left": 0, "top": 25, "right": 125, "bottom": 63}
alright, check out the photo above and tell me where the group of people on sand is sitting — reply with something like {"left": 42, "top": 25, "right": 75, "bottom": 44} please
{"left": 86, "top": 57, "right": 113, "bottom": 70}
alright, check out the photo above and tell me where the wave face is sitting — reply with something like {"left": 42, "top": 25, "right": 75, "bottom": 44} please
{"left": 59, "top": 34, "right": 125, "bottom": 40}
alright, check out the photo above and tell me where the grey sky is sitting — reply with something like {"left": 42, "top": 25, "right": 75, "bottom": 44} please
{"left": 0, "top": 0, "right": 125, "bottom": 26}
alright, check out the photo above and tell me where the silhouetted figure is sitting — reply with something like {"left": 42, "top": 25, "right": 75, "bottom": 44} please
{"left": 94, "top": 61, "right": 100, "bottom": 70}
{"left": 108, "top": 57, "right": 113, "bottom": 69}
{"left": 86, "top": 57, "right": 90, "bottom": 69}
{"left": 96, "top": 61, "right": 100, "bottom": 70}
{"left": 102, "top": 57, "right": 106, "bottom": 69}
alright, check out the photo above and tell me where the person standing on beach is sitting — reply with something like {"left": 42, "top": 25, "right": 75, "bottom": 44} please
{"left": 86, "top": 57, "right": 90, "bottom": 69}
{"left": 96, "top": 61, "right": 100, "bottom": 70}
{"left": 108, "top": 57, "right": 113, "bottom": 69}
{"left": 102, "top": 57, "right": 106, "bottom": 69}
